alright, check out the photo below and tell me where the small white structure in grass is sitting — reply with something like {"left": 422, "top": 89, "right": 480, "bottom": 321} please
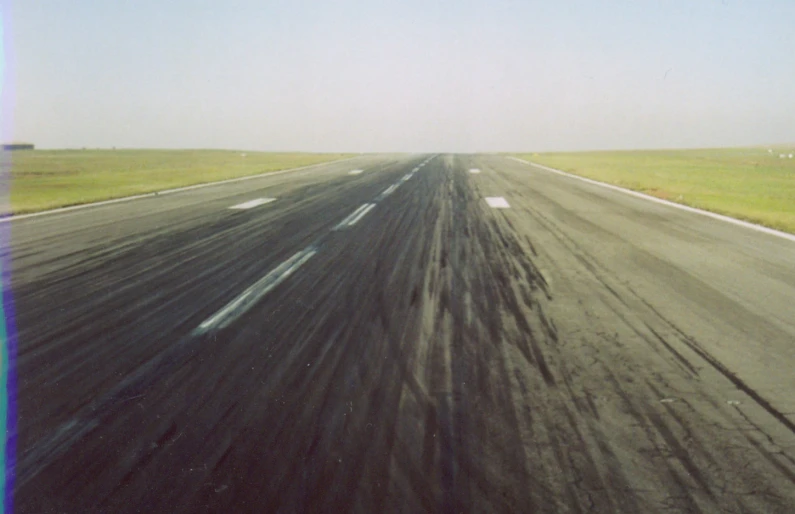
{"left": 780, "top": 154, "right": 786, "bottom": 159}
{"left": 241, "top": 153, "right": 247, "bottom": 157}
{"left": 790, "top": 154, "right": 794, "bottom": 159}
{"left": 768, "top": 149, "right": 773, "bottom": 153}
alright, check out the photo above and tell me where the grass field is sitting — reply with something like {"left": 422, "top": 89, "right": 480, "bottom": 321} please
{"left": 4, "top": 149, "right": 355, "bottom": 214}
{"left": 514, "top": 147, "right": 795, "bottom": 234}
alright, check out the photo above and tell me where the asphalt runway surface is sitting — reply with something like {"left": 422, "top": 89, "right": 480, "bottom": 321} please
{"left": 10, "top": 154, "right": 795, "bottom": 513}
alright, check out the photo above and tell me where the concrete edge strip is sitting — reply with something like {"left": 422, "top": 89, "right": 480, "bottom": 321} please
{"left": 508, "top": 156, "right": 795, "bottom": 244}
{"left": 2, "top": 155, "right": 360, "bottom": 223}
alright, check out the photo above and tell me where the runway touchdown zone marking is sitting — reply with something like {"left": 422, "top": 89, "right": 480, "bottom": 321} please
{"left": 229, "top": 198, "right": 276, "bottom": 210}
{"left": 348, "top": 169, "right": 364, "bottom": 175}
{"left": 485, "top": 197, "right": 510, "bottom": 209}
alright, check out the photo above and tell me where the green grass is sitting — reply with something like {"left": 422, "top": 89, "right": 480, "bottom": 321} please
{"left": 513, "top": 147, "right": 795, "bottom": 234}
{"left": 6, "top": 149, "right": 355, "bottom": 214}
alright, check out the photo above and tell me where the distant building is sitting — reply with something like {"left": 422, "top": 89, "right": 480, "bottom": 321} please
{"left": 2, "top": 143, "right": 34, "bottom": 150}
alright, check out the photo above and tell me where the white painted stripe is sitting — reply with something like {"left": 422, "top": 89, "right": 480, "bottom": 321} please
{"left": 228, "top": 198, "right": 276, "bottom": 210}
{"left": 469, "top": 168, "right": 481, "bottom": 174}
{"left": 3, "top": 156, "right": 360, "bottom": 222}
{"left": 194, "top": 247, "right": 317, "bottom": 334}
{"left": 346, "top": 203, "right": 376, "bottom": 226}
{"left": 401, "top": 173, "right": 413, "bottom": 182}
{"left": 348, "top": 169, "right": 364, "bottom": 175}
{"left": 334, "top": 204, "right": 370, "bottom": 230}
{"left": 508, "top": 157, "right": 795, "bottom": 243}
{"left": 413, "top": 167, "right": 419, "bottom": 172}
{"left": 485, "top": 197, "right": 510, "bottom": 209}
{"left": 377, "top": 184, "right": 399, "bottom": 201}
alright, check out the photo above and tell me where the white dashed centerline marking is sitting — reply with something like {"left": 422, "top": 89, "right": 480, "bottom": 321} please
{"left": 228, "top": 198, "right": 276, "bottom": 210}
{"left": 469, "top": 168, "right": 481, "bottom": 174}
{"left": 346, "top": 203, "right": 376, "bottom": 226}
{"left": 335, "top": 204, "right": 369, "bottom": 228}
{"left": 194, "top": 247, "right": 317, "bottom": 334}
{"left": 199, "top": 157, "right": 429, "bottom": 332}
{"left": 485, "top": 197, "right": 510, "bottom": 209}
{"left": 377, "top": 184, "right": 400, "bottom": 201}
{"left": 192, "top": 157, "right": 434, "bottom": 334}
{"left": 334, "top": 203, "right": 376, "bottom": 230}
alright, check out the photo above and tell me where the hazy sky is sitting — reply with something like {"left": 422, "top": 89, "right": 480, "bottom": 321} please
{"left": 5, "top": 0, "right": 795, "bottom": 152}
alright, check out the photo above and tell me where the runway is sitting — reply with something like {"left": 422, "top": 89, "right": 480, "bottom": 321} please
{"left": 11, "top": 154, "right": 795, "bottom": 513}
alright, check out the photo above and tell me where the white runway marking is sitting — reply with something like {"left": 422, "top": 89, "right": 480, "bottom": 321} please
{"left": 335, "top": 204, "right": 369, "bottom": 228}
{"left": 377, "top": 184, "right": 399, "bottom": 200}
{"left": 228, "top": 198, "right": 276, "bottom": 210}
{"left": 194, "top": 247, "right": 317, "bottom": 334}
{"left": 334, "top": 203, "right": 376, "bottom": 229}
{"left": 469, "top": 168, "right": 481, "bottom": 174}
{"left": 485, "top": 197, "right": 510, "bottom": 209}
{"left": 347, "top": 203, "right": 375, "bottom": 226}
{"left": 348, "top": 169, "right": 364, "bottom": 175}
{"left": 509, "top": 157, "right": 795, "bottom": 243}
{"left": 402, "top": 173, "right": 413, "bottom": 182}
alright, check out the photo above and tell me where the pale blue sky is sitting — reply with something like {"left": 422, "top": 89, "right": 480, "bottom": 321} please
{"left": 5, "top": 0, "right": 795, "bottom": 152}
